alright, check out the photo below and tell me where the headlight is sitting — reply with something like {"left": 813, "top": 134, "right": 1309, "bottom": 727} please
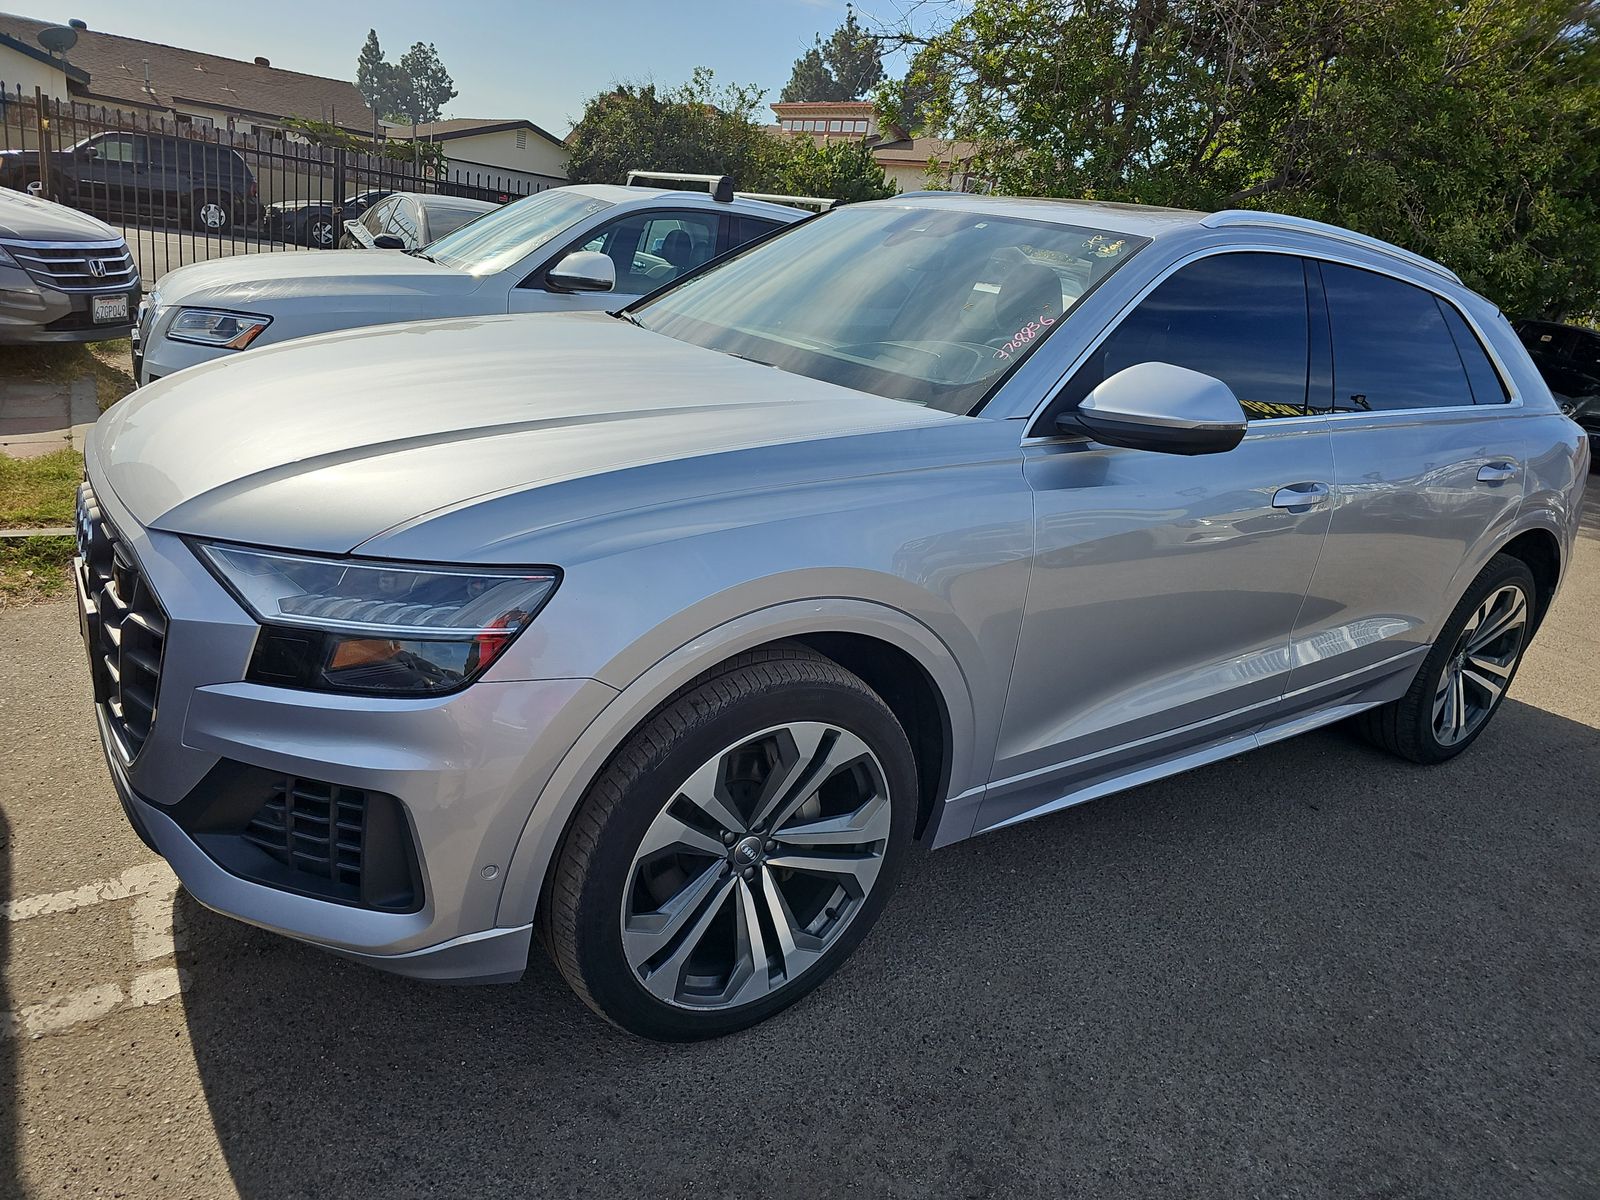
{"left": 167, "top": 307, "right": 271, "bottom": 350}
{"left": 194, "top": 542, "right": 559, "bottom": 695}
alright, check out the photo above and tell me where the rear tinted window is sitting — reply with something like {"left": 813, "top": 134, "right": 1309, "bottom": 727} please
{"left": 1060, "top": 251, "right": 1310, "bottom": 420}
{"left": 1439, "top": 303, "right": 1508, "bottom": 403}
{"left": 1321, "top": 262, "right": 1472, "bottom": 411}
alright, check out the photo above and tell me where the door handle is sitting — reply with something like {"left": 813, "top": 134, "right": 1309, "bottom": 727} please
{"left": 1477, "top": 460, "right": 1518, "bottom": 484}
{"left": 1271, "top": 481, "right": 1330, "bottom": 510}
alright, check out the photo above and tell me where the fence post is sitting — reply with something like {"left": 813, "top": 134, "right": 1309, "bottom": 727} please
{"left": 33, "top": 87, "right": 50, "bottom": 197}
{"left": 332, "top": 146, "right": 347, "bottom": 230}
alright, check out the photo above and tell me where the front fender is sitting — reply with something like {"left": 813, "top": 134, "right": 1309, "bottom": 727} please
{"left": 491, "top": 597, "right": 980, "bottom": 930}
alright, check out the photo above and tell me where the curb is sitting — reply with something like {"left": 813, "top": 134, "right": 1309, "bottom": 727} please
{"left": 0, "top": 528, "right": 73, "bottom": 540}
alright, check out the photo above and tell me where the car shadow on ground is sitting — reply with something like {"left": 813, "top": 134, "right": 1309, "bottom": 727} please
{"left": 176, "top": 701, "right": 1600, "bottom": 1200}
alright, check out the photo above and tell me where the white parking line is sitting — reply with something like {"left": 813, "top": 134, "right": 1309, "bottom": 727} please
{"left": 2, "top": 859, "right": 189, "bottom": 1040}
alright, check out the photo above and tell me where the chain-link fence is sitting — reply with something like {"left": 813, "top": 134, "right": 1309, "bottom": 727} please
{"left": 1, "top": 86, "right": 553, "bottom": 285}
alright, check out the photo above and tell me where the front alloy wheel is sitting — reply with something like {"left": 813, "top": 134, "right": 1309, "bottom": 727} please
{"left": 544, "top": 646, "right": 916, "bottom": 1040}
{"left": 622, "top": 721, "right": 892, "bottom": 1010}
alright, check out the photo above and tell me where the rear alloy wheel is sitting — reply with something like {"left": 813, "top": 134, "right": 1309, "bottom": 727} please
{"left": 543, "top": 646, "right": 916, "bottom": 1040}
{"left": 307, "top": 217, "right": 335, "bottom": 248}
{"left": 1356, "top": 553, "right": 1536, "bottom": 763}
{"left": 194, "top": 194, "right": 231, "bottom": 234}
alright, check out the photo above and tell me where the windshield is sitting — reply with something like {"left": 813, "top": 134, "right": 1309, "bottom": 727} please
{"left": 632, "top": 205, "right": 1148, "bottom": 413}
{"left": 426, "top": 189, "right": 611, "bottom": 276}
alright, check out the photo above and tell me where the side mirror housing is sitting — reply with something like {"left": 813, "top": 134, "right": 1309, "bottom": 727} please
{"left": 372, "top": 234, "right": 406, "bottom": 250}
{"left": 1057, "top": 362, "right": 1247, "bottom": 456}
{"left": 546, "top": 250, "right": 616, "bottom": 294}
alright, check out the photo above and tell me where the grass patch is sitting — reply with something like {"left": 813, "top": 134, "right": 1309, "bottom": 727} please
{"left": 0, "top": 339, "right": 136, "bottom": 411}
{"left": 0, "top": 447, "right": 82, "bottom": 529}
{"left": 0, "top": 535, "right": 75, "bottom": 607}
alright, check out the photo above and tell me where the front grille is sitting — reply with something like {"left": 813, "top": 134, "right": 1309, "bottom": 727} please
{"left": 76, "top": 484, "right": 167, "bottom": 758}
{"left": 243, "top": 776, "right": 366, "bottom": 892}
{"left": 4, "top": 239, "right": 139, "bottom": 292}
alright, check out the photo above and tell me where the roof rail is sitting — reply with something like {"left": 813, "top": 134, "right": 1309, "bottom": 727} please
{"left": 1201, "top": 210, "right": 1460, "bottom": 284}
{"left": 733, "top": 191, "right": 839, "bottom": 213}
{"left": 625, "top": 171, "right": 734, "bottom": 202}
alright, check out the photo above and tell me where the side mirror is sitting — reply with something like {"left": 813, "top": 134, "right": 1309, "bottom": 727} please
{"left": 546, "top": 250, "right": 616, "bottom": 293}
{"left": 1057, "top": 362, "right": 1247, "bottom": 456}
{"left": 372, "top": 234, "right": 406, "bottom": 250}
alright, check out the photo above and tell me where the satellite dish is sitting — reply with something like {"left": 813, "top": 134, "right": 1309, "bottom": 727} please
{"left": 37, "top": 25, "right": 79, "bottom": 55}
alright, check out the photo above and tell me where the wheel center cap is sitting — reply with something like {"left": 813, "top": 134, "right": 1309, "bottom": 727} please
{"left": 731, "top": 835, "right": 764, "bottom": 868}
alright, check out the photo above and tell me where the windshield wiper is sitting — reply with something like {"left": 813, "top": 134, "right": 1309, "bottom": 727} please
{"left": 405, "top": 249, "right": 437, "bottom": 263}
{"left": 614, "top": 311, "right": 644, "bottom": 328}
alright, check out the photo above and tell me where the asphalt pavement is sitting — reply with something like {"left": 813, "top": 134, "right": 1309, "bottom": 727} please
{"left": 1, "top": 487, "right": 1596, "bottom": 1199}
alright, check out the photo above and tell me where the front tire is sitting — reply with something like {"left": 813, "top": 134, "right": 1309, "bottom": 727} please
{"left": 1356, "top": 553, "right": 1536, "bottom": 763}
{"left": 542, "top": 645, "right": 917, "bottom": 1040}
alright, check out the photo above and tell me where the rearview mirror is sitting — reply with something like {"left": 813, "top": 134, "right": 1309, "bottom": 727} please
{"left": 372, "top": 234, "right": 406, "bottom": 250}
{"left": 1058, "top": 362, "right": 1247, "bottom": 456}
{"left": 547, "top": 250, "right": 616, "bottom": 294}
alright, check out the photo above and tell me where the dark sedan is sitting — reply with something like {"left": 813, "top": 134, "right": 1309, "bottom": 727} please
{"left": 264, "top": 189, "right": 392, "bottom": 248}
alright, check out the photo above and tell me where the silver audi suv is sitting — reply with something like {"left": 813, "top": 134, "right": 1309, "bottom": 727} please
{"left": 76, "top": 194, "right": 1589, "bottom": 1039}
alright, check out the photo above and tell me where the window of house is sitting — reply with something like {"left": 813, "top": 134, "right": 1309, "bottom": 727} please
{"left": 829, "top": 119, "right": 843, "bottom": 132}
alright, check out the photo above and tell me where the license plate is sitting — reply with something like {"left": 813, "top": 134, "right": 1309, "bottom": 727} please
{"left": 92, "top": 294, "right": 129, "bottom": 324}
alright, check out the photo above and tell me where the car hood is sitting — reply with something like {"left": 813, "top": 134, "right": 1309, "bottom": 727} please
{"left": 89, "top": 312, "right": 962, "bottom": 554}
{"left": 150, "top": 249, "right": 476, "bottom": 306}
{"left": 0, "top": 188, "right": 120, "bottom": 241}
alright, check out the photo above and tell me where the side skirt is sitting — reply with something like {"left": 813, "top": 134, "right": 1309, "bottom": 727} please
{"left": 937, "top": 646, "right": 1427, "bottom": 847}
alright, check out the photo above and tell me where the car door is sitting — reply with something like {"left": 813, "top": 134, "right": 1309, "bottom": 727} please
{"left": 75, "top": 134, "right": 147, "bottom": 217}
{"left": 978, "top": 251, "right": 1336, "bottom": 832}
{"left": 508, "top": 207, "right": 727, "bottom": 314}
{"left": 1280, "top": 260, "right": 1526, "bottom": 708}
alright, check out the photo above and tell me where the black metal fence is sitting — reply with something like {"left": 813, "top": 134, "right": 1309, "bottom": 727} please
{"left": 0, "top": 86, "right": 552, "bottom": 284}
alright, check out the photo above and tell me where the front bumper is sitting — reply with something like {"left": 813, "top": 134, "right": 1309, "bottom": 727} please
{"left": 75, "top": 477, "right": 610, "bottom": 982}
{"left": 0, "top": 263, "right": 138, "bottom": 345}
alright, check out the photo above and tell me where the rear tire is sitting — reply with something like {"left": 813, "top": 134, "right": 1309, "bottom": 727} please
{"left": 192, "top": 192, "right": 232, "bottom": 234}
{"left": 542, "top": 645, "right": 917, "bottom": 1041}
{"left": 1355, "top": 553, "right": 1536, "bottom": 763}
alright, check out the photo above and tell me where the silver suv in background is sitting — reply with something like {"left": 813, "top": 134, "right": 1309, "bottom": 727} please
{"left": 132, "top": 175, "right": 813, "bottom": 384}
{"left": 78, "top": 195, "right": 1588, "bottom": 1040}
{"left": 0, "top": 186, "right": 140, "bottom": 343}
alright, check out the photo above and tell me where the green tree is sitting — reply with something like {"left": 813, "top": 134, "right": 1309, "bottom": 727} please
{"left": 354, "top": 30, "right": 408, "bottom": 123}
{"left": 566, "top": 68, "right": 788, "bottom": 188}
{"left": 781, "top": 45, "right": 838, "bottom": 103}
{"left": 777, "top": 137, "right": 897, "bottom": 203}
{"left": 781, "top": 7, "right": 885, "bottom": 102}
{"left": 352, "top": 33, "right": 458, "bottom": 125}
{"left": 881, "top": 0, "right": 1600, "bottom": 317}
{"left": 397, "top": 42, "right": 457, "bottom": 124}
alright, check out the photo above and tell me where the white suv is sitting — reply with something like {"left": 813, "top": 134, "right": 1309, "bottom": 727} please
{"left": 133, "top": 178, "right": 813, "bottom": 384}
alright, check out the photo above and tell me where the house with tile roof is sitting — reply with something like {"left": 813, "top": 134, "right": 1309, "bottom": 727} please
{"left": 0, "top": 13, "right": 567, "bottom": 185}
{"left": 770, "top": 100, "right": 981, "bottom": 193}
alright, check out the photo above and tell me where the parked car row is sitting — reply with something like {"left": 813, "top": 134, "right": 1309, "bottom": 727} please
{"left": 75, "top": 182, "right": 1588, "bottom": 1041}
{"left": 132, "top": 177, "right": 806, "bottom": 382}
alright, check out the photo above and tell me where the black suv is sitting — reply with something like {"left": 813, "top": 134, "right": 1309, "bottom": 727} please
{"left": 1514, "top": 319, "right": 1600, "bottom": 463}
{"left": 0, "top": 131, "right": 261, "bottom": 233}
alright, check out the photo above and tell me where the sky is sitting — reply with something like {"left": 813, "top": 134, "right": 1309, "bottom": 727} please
{"left": 22, "top": 0, "right": 924, "bottom": 136}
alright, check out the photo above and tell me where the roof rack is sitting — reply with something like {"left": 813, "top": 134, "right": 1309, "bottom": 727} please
{"left": 733, "top": 191, "right": 839, "bottom": 213}
{"left": 1201, "top": 210, "right": 1460, "bottom": 284}
{"left": 625, "top": 171, "right": 734, "bottom": 202}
